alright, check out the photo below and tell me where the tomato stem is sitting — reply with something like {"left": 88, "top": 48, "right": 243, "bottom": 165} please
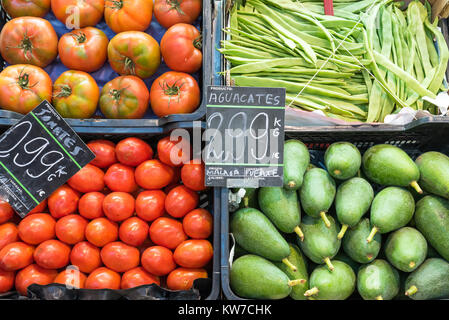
{"left": 109, "top": 86, "right": 129, "bottom": 101}
{"left": 16, "top": 67, "right": 38, "bottom": 90}
{"left": 54, "top": 85, "right": 72, "bottom": 98}
{"left": 167, "top": 0, "right": 186, "bottom": 15}
{"left": 106, "top": 0, "right": 124, "bottom": 9}
{"left": 123, "top": 57, "right": 136, "bottom": 75}
{"left": 193, "top": 35, "right": 202, "bottom": 50}
{"left": 159, "top": 79, "right": 185, "bottom": 107}
{"left": 70, "top": 32, "right": 87, "bottom": 44}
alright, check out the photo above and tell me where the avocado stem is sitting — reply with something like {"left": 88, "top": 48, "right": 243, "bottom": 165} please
{"left": 405, "top": 285, "right": 418, "bottom": 296}
{"left": 320, "top": 211, "right": 331, "bottom": 228}
{"left": 282, "top": 258, "right": 297, "bottom": 272}
{"left": 294, "top": 226, "right": 305, "bottom": 241}
{"left": 333, "top": 169, "right": 341, "bottom": 176}
{"left": 288, "top": 279, "right": 306, "bottom": 287}
{"left": 367, "top": 226, "right": 378, "bottom": 243}
{"left": 337, "top": 224, "right": 348, "bottom": 239}
{"left": 410, "top": 181, "right": 423, "bottom": 194}
{"left": 324, "top": 257, "right": 334, "bottom": 271}
{"left": 409, "top": 261, "right": 416, "bottom": 269}
{"left": 375, "top": 295, "right": 383, "bottom": 300}
{"left": 304, "top": 287, "right": 319, "bottom": 297}
{"left": 288, "top": 181, "right": 296, "bottom": 189}
{"left": 243, "top": 197, "right": 249, "bottom": 208}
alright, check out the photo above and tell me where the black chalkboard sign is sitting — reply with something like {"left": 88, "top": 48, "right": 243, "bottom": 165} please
{"left": 0, "top": 101, "right": 95, "bottom": 217}
{"left": 205, "top": 86, "right": 285, "bottom": 188}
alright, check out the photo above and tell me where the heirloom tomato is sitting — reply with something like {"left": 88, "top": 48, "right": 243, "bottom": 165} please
{"left": 107, "top": 32, "right": 160, "bottom": 79}
{"left": 154, "top": 0, "right": 202, "bottom": 29}
{"left": 51, "top": 0, "right": 104, "bottom": 28}
{"left": 58, "top": 27, "right": 108, "bottom": 72}
{"left": 0, "top": 65, "right": 52, "bottom": 114}
{"left": 104, "top": 0, "right": 153, "bottom": 33}
{"left": 2, "top": 0, "right": 51, "bottom": 18}
{"left": 15, "top": 264, "right": 57, "bottom": 296}
{"left": 167, "top": 268, "right": 207, "bottom": 291}
{"left": 150, "top": 71, "right": 200, "bottom": 117}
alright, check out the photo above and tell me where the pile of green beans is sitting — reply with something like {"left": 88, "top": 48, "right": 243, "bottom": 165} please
{"left": 220, "top": 0, "right": 449, "bottom": 122}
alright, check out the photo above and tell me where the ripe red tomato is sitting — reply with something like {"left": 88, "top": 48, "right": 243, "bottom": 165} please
{"left": 183, "top": 209, "right": 212, "bottom": 239}
{"left": 135, "top": 190, "right": 166, "bottom": 222}
{"left": 67, "top": 164, "right": 104, "bottom": 193}
{"left": 18, "top": 213, "right": 55, "bottom": 245}
{"left": 150, "top": 71, "right": 200, "bottom": 117}
{"left": 48, "top": 185, "right": 80, "bottom": 219}
{"left": 0, "top": 223, "right": 19, "bottom": 251}
{"left": 108, "top": 32, "right": 160, "bottom": 79}
{"left": 88, "top": 140, "right": 117, "bottom": 168}
{"left": 100, "top": 241, "right": 140, "bottom": 273}
{"left": 51, "top": 0, "right": 104, "bottom": 28}
{"left": 103, "top": 192, "right": 135, "bottom": 222}
{"left": 85, "top": 267, "right": 120, "bottom": 290}
{"left": 2, "top": 0, "right": 51, "bottom": 18}
{"left": 181, "top": 160, "right": 206, "bottom": 191}
{"left": 165, "top": 167, "right": 181, "bottom": 192}
{"left": 173, "top": 240, "right": 213, "bottom": 268}
{"left": 104, "top": 0, "right": 153, "bottom": 33}
{"left": 55, "top": 214, "right": 88, "bottom": 245}
{"left": 0, "top": 269, "right": 14, "bottom": 293}
{"left": 100, "top": 75, "right": 150, "bottom": 119}
{"left": 141, "top": 246, "right": 176, "bottom": 276}
{"left": 58, "top": 27, "right": 108, "bottom": 72}
{"left": 0, "top": 242, "right": 34, "bottom": 271}
{"left": 85, "top": 218, "right": 118, "bottom": 247}
{"left": 116, "top": 137, "right": 153, "bottom": 167}
{"left": 78, "top": 192, "right": 105, "bottom": 220}
{"left": 54, "top": 269, "right": 87, "bottom": 289}
{"left": 161, "top": 23, "right": 202, "bottom": 73}
{"left": 52, "top": 70, "right": 100, "bottom": 119}
{"left": 28, "top": 199, "right": 48, "bottom": 215}
{"left": 154, "top": 0, "right": 201, "bottom": 28}
{"left": 157, "top": 136, "right": 191, "bottom": 167}
{"left": 149, "top": 217, "right": 187, "bottom": 250}
{"left": 135, "top": 160, "right": 174, "bottom": 189}
{"left": 34, "top": 239, "right": 70, "bottom": 269}
{"left": 70, "top": 241, "right": 102, "bottom": 273}
{"left": 15, "top": 264, "right": 57, "bottom": 296}
{"left": 0, "top": 17, "right": 57, "bottom": 67}
{"left": 165, "top": 185, "right": 199, "bottom": 218}
{"left": 0, "top": 64, "right": 52, "bottom": 114}
{"left": 0, "top": 200, "right": 14, "bottom": 224}
{"left": 121, "top": 267, "right": 160, "bottom": 289}
{"left": 104, "top": 163, "right": 138, "bottom": 193}
{"left": 166, "top": 268, "right": 207, "bottom": 291}
{"left": 119, "top": 217, "right": 148, "bottom": 247}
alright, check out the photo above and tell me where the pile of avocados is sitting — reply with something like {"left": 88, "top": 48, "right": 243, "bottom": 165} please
{"left": 229, "top": 140, "right": 449, "bottom": 300}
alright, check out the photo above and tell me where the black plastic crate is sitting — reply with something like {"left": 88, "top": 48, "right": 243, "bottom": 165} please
{"left": 221, "top": 118, "right": 449, "bottom": 300}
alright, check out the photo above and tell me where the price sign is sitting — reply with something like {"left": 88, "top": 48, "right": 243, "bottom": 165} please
{"left": 205, "top": 86, "right": 285, "bottom": 188}
{"left": 0, "top": 101, "right": 95, "bottom": 217}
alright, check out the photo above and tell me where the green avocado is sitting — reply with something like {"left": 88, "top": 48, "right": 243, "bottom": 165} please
{"left": 405, "top": 258, "right": 449, "bottom": 300}
{"left": 415, "top": 151, "right": 449, "bottom": 199}
{"left": 343, "top": 218, "right": 381, "bottom": 264}
{"left": 283, "top": 139, "right": 310, "bottom": 190}
{"left": 357, "top": 259, "right": 400, "bottom": 300}
{"left": 324, "top": 142, "right": 361, "bottom": 180}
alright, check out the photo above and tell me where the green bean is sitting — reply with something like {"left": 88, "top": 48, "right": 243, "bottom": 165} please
{"left": 425, "top": 18, "right": 449, "bottom": 94}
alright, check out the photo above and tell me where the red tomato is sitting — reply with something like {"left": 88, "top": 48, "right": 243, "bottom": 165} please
{"left": 165, "top": 185, "right": 199, "bottom": 218}
{"left": 157, "top": 136, "right": 191, "bottom": 167}
{"left": 78, "top": 192, "right": 105, "bottom": 220}
{"left": 103, "top": 192, "right": 135, "bottom": 222}
{"left": 70, "top": 241, "right": 102, "bottom": 273}
{"left": 104, "top": 163, "right": 138, "bottom": 193}
{"left": 154, "top": 0, "right": 201, "bottom": 28}
{"left": 135, "top": 160, "right": 174, "bottom": 189}
{"left": 15, "top": 264, "right": 57, "bottom": 296}
{"left": 55, "top": 214, "right": 88, "bottom": 245}
{"left": 51, "top": 0, "right": 104, "bottom": 28}
{"left": 183, "top": 209, "right": 212, "bottom": 239}
{"left": 0, "top": 242, "right": 34, "bottom": 271}
{"left": 85, "top": 267, "right": 120, "bottom": 290}
{"left": 181, "top": 160, "right": 206, "bottom": 191}
{"left": 107, "top": 32, "right": 160, "bottom": 79}
{"left": 0, "top": 200, "right": 14, "bottom": 224}
{"left": 149, "top": 217, "right": 187, "bottom": 250}
{"left": 116, "top": 137, "right": 153, "bottom": 167}
{"left": 100, "top": 75, "right": 150, "bottom": 119}
{"left": 121, "top": 267, "right": 160, "bottom": 289}
{"left": 165, "top": 167, "right": 181, "bottom": 192}
{"left": 104, "top": 0, "right": 153, "bottom": 33}
{"left": 173, "top": 240, "right": 213, "bottom": 268}
{"left": 85, "top": 218, "right": 118, "bottom": 247}
{"left": 0, "top": 223, "right": 19, "bottom": 251}
{"left": 141, "top": 246, "right": 176, "bottom": 276}
{"left": 135, "top": 190, "right": 166, "bottom": 222}
{"left": 119, "top": 217, "right": 149, "bottom": 246}
{"left": 100, "top": 241, "right": 140, "bottom": 273}
{"left": 0, "top": 17, "right": 57, "bottom": 67}
{"left": 68, "top": 164, "right": 104, "bottom": 193}
{"left": 18, "top": 213, "right": 55, "bottom": 245}
{"left": 166, "top": 268, "right": 207, "bottom": 291}
{"left": 150, "top": 71, "right": 200, "bottom": 117}
{"left": 48, "top": 185, "right": 80, "bottom": 219}
{"left": 2, "top": 0, "right": 51, "bottom": 18}
{"left": 0, "top": 269, "right": 14, "bottom": 293}
{"left": 34, "top": 239, "right": 70, "bottom": 269}
{"left": 88, "top": 140, "right": 117, "bottom": 168}
{"left": 160, "top": 23, "right": 202, "bottom": 73}
{"left": 0, "top": 64, "right": 52, "bottom": 114}
{"left": 28, "top": 199, "right": 48, "bottom": 215}
{"left": 54, "top": 269, "right": 87, "bottom": 289}
{"left": 58, "top": 27, "right": 108, "bottom": 72}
